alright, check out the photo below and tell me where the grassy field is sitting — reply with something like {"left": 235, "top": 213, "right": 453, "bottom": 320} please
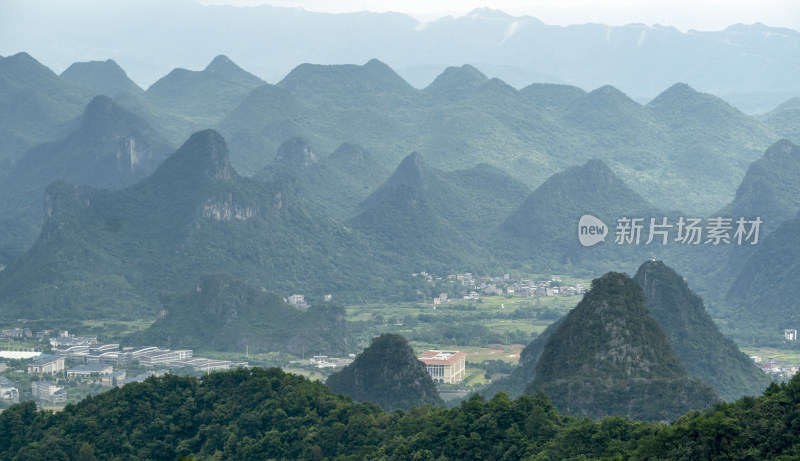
{"left": 741, "top": 347, "right": 800, "bottom": 367}
{"left": 347, "top": 292, "right": 581, "bottom": 350}
{"left": 344, "top": 291, "right": 584, "bottom": 393}
{"left": 283, "top": 368, "right": 327, "bottom": 382}
{"left": 0, "top": 340, "right": 40, "bottom": 350}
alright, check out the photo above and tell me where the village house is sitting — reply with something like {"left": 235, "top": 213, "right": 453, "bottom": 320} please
{"left": 287, "top": 294, "right": 309, "bottom": 308}
{"left": 462, "top": 291, "right": 480, "bottom": 300}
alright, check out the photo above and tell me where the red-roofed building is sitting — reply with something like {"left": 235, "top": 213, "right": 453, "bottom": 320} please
{"left": 418, "top": 350, "right": 466, "bottom": 384}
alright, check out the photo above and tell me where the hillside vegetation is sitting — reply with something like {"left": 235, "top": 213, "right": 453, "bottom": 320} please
{"left": 1, "top": 366, "right": 799, "bottom": 459}
{"left": 326, "top": 333, "right": 443, "bottom": 411}
{"left": 527, "top": 272, "right": 719, "bottom": 420}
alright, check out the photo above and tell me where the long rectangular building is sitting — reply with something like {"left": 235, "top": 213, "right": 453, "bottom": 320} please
{"left": 138, "top": 349, "right": 193, "bottom": 366}
{"left": 418, "top": 350, "right": 466, "bottom": 384}
{"left": 27, "top": 356, "right": 65, "bottom": 375}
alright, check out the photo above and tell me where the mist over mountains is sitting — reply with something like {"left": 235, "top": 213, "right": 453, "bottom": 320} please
{"left": 3, "top": 3, "right": 800, "bottom": 454}
{"left": 2, "top": 0, "right": 799, "bottom": 113}
{"left": 4, "top": 51, "right": 794, "bottom": 220}
{"left": 1, "top": 43, "right": 798, "bottom": 335}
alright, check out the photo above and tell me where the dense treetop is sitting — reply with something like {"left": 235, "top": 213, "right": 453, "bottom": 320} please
{"left": 2, "top": 366, "right": 800, "bottom": 460}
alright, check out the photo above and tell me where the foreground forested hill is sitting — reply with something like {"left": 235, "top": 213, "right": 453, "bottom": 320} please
{"left": 1, "top": 367, "right": 799, "bottom": 460}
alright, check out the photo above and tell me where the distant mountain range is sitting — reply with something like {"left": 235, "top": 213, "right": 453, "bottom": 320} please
{"left": 2, "top": 51, "right": 795, "bottom": 217}
{"left": 0, "top": 94, "right": 172, "bottom": 262}
{"left": 1, "top": 127, "right": 798, "bottom": 328}
{"left": 3, "top": 1, "right": 798, "bottom": 113}
{"left": 0, "top": 130, "right": 405, "bottom": 319}
{"left": 0, "top": 49, "right": 799, "bottom": 337}
{"left": 0, "top": 52, "right": 94, "bottom": 165}
{"left": 216, "top": 58, "right": 781, "bottom": 215}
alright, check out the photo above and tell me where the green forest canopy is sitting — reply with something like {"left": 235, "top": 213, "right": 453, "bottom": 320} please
{"left": 0, "top": 367, "right": 797, "bottom": 460}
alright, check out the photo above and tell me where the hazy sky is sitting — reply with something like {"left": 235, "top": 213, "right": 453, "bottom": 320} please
{"left": 198, "top": 0, "right": 800, "bottom": 32}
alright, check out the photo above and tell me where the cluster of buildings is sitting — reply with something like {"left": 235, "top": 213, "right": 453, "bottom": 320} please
{"left": 308, "top": 355, "right": 354, "bottom": 369}
{"left": 421, "top": 272, "right": 586, "bottom": 304}
{"left": 2, "top": 327, "right": 60, "bottom": 342}
{"left": 2, "top": 332, "right": 249, "bottom": 405}
{"left": 750, "top": 355, "right": 798, "bottom": 379}
{"left": 0, "top": 327, "right": 32, "bottom": 340}
{"left": 0, "top": 376, "right": 19, "bottom": 404}
{"left": 285, "top": 293, "right": 333, "bottom": 309}
{"left": 47, "top": 335, "right": 248, "bottom": 373}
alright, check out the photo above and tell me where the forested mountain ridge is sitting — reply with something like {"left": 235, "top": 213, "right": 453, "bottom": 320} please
{"left": 1, "top": 127, "right": 796, "bottom": 323}
{"left": 725, "top": 211, "right": 800, "bottom": 341}
{"left": 0, "top": 130, "right": 403, "bottom": 320}
{"left": 2, "top": 51, "right": 791, "bottom": 216}
{"left": 326, "top": 333, "right": 443, "bottom": 411}
{"left": 483, "top": 261, "right": 772, "bottom": 402}
{"left": 0, "top": 52, "right": 94, "bottom": 162}
{"left": 119, "top": 54, "right": 266, "bottom": 145}
{"left": 130, "top": 273, "right": 353, "bottom": 356}
{"left": 218, "top": 58, "right": 778, "bottom": 214}
{"left": 718, "top": 138, "right": 800, "bottom": 235}
{"left": 0, "top": 94, "right": 173, "bottom": 263}
{"left": 253, "top": 137, "right": 391, "bottom": 219}
{"left": 527, "top": 271, "right": 719, "bottom": 421}
{"left": 6, "top": 1, "right": 799, "bottom": 111}
{"left": 351, "top": 151, "right": 529, "bottom": 272}
{"left": 60, "top": 58, "right": 144, "bottom": 99}
{"left": 0, "top": 51, "right": 798, "bottom": 343}
{"left": 633, "top": 260, "right": 771, "bottom": 400}
{"left": 661, "top": 138, "right": 800, "bottom": 338}
{"left": 2, "top": 366, "right": 800, "bottom": 459}
{"left": 498, "top": 158, "right": 661, "bottom": 274}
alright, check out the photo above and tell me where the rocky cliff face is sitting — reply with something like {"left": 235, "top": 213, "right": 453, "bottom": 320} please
{"left": 40, "top": 181, "right": 97, "bottom": 245}
{"left": 116, "top": 135, "right": 155, "bottom": 173}
{"left": 202, "top": 196, "right": 258, "bottom": 221}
